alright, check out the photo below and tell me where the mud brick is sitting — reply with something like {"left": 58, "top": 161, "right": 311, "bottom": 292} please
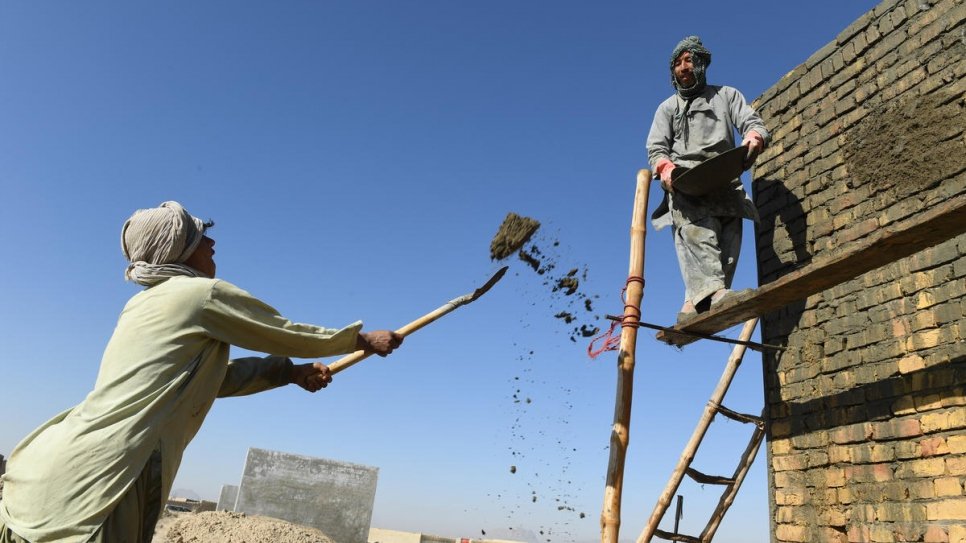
{"left": 877, "top": 8, "right": 899, "bottom": 35}
{"left": 809, "top": 451, "right": 831, "bottom": 468}
{"left": 888, "top": 524, "right": 926, "bottom": 543}
{"left": 775, "top": 488, "right": 808, "bottom": 506}
{"left": 923, "top": 410, "right": 966, "bottom": 433}
{"left": 892, "top": 396, "right": 917, "bottom": 416}
{"left": 819, "top": 526, "right": 850, "bottom": 543}
{"left": 820, "top": 57, "right": 838, "bottom": 83}
{"left": 847, "top": 463, "right": 895, "bottom": 483}
{"left": 889, "top": 2, "right": 910, "bottom": 26}
{"left": 848, "top": 523, "right": 872, "bottom": 542}
{"left": 921, "top": 436, "right": 951, "bottom": 456}
{"left": 878, "top": 501, "right": 928, "bottom": 522}
{"left": 826, "top": 444, "right": 851, "bottom": 464}
{"left": 776, "top": 523, "right": 809, "bottom": 542}
{"left": 908, "top": 479, "right": 937, "bottom": 501}
{"left": 915, "top": 393, "right": 945, "bottom": 412}
{"left": 872, "top": 419, "right": 923, "bottom": 440}
{"left": 923, "top": 525, "right": 950, "bottom": 543}
{"left": 775, "top": 505, "right": 797, "bottom": 523}
{"left": 774, "top": 453, "right": 809, "bottom": 472}
{"left": 898, "top": 353, "right": 926, "bottom": 373}
{"left": 948, "top": 456, "right": 966, "bottom": 476}
{"left": 818, "top": 507, "right": 848, "bottom": 527}
{"left": 870, "top": 524, "right": 898, "bottom": 542}
{"left": 852, "top": 444, "right": 876, "bottom": 464}
{"left": 949, "top": 435, "right": 966, "bottom": 454}
{"left": 775, "top": 470, "right": 807, "bottom": 488}
{"left": 927, "top": 498, "right": 966, "bottom": 520}
{"left": 936, "top": 477, "right": 964, "bottom": 497}
{"left": 898, "top": 457, "right": 947, "bottom": 478}
{"left": 872, "top": 443, "right": 897, "bottom": 462}
{"left": 906, "top": 329, "right": 943, "bottom": 351}
{"left": 894, "top": 440, "right": 921, "bottom": 459}
{"left": 771, "top": 419, "right": 793, "bottom": 438}
{"left": 833, "top": 422, "right": 871, "bottom": 444}
{"left": 932, "top": 301, "right": 964, "bottom": 325}
{"left": 883, "top": 481, "right": 915, "bottom": 501}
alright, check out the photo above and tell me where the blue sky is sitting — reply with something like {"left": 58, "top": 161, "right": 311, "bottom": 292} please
{"left": 0, "top": 2, "right": 880, "bottom": 542}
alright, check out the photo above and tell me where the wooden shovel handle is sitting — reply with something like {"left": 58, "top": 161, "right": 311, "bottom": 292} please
{"left": 327, "top": 266, "right": 508, "bottom": 375}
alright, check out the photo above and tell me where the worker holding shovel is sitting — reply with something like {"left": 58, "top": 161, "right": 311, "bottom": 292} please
{"left": 0, "top": 201, "right": 402, "bottom": 543}
{"left": 646, "top": 36, "right": 770, "bottom": 321}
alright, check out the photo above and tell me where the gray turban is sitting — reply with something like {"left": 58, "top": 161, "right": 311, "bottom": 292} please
{"left": 121, "top": 201, "right": 208, "bottom": 287}
{"left": 670, "top": 35, "right": 711, "bottom": 98}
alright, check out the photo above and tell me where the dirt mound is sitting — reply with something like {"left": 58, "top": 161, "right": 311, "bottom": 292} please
{"left": 155, "top": 511, "right": 334, "bottom": 543}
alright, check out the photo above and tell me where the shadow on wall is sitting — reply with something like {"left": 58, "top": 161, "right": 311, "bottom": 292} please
{"left": 754, "top": 177, "right": 811, "bottom": 344}
{"left": 768, "top": 355, "right": 965, "bottom": 439}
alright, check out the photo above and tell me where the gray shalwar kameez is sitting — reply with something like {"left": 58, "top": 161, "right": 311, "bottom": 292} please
{"left": 646, "top": 84, "right": 770, "bottom": 306}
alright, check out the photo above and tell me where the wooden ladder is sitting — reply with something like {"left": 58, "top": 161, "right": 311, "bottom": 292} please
{"left": 637, "top": 318, "right": 766, "bottom": 543}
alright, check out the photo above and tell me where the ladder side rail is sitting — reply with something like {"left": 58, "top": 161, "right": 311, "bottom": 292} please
{"left": 699, "top": 423, "right": 767, "bottom": 542}
{"left": 636, "top": 318, "right": 759, "bottom": 543}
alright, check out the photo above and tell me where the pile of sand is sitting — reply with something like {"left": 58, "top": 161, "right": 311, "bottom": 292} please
{"left": 153, "top": 511, "right": 334, "bottom": 543}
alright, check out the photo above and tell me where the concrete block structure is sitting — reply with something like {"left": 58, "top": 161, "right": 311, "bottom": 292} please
{"left": 751, "top": 0, "right": 965, "bottom": 541}
{"left": 216, "top": 484, "right": 238, "bottom": 511}
{"left": 235, "top": 447, "right": 379, "bottom": 543}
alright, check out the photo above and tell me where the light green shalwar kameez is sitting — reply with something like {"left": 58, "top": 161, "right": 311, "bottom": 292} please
{"left": 0, "top": 276, "right": 361, "bottom": 543}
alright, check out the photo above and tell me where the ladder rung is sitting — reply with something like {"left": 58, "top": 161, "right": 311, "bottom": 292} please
{"left": 686, "top": 467, "right": 736, "bottom": 486}
{"left": 653, "top": 529, "right": 701, "bottom": 543}
{"left": 714, "top": 403, "right": 763, "bottom": 426}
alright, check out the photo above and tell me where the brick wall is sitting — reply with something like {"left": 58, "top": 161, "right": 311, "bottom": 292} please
{"left": 751, "top": 0, "right": 965, "bottom": 541}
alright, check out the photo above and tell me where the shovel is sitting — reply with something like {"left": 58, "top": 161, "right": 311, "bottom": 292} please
{"left": 327, "top": 266, "right": 509, "bottom": 375}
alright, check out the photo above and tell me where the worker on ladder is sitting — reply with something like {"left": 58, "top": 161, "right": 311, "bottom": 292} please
{"left": 646, "top": 36, "right": 770, "bottom": 322}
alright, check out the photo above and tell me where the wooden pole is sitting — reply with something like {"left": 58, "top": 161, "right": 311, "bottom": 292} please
{"left": 637, "top": 318, "right": 759, "bottom": 543}
{"left": 601, "top": 169, "right": 651, "bottom": 543}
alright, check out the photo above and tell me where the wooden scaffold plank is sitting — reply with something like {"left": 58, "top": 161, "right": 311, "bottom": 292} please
{"left": 657, "top": 194, "right": 966, "bottom": 347}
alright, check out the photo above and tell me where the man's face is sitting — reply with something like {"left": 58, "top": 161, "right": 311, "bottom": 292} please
{"left": 184, "top": 235, "right": 216, "bottom": 278}
{"left": 673, "top": 51, "right": 696, "bottom": 88}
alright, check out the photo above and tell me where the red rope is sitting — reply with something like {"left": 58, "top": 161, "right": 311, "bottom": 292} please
{"left": 587, "top": 276, "right": 644, "bottom": 359}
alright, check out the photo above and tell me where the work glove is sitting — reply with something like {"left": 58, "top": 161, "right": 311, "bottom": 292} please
{"left": 654, "top": 158, "right": 676, "bottom": 192}
{"left": 742, "top": 130, "right": 765, "bottom": 170}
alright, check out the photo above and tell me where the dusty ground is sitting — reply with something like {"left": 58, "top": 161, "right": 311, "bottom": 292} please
{"left": 152, "top": 510, "right": 335, "bottom": 543}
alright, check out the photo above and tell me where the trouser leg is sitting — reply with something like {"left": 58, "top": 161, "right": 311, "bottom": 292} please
{"left": 89, "top": 449, "right": 163, "bottom": 543}
{"left": 673, "top": 216, "right": 742, "bottom": 306}
{"left": 719, "top": 216, "right": 742, "bottom": 290}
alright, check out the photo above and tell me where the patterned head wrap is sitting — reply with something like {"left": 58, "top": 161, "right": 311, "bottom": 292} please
{"left": 121, "top": 201, "right": 210, "bottom": 287}
{"left": 670, "top": 35, "right": 711, "bottom": 98}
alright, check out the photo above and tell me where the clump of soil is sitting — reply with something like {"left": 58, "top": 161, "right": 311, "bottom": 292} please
{"left": 844, "top": 91, "right": 965, "bottom": 201}
{"left": 155, "top": 511, "right": 334, "bottom": 543}
{"left": 491, "top": 213, "right": 542, "bottom": 261}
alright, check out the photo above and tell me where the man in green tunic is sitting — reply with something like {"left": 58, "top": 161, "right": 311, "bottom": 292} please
{"left": 0, "top": 201, "right": 402, "bottom": 543}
